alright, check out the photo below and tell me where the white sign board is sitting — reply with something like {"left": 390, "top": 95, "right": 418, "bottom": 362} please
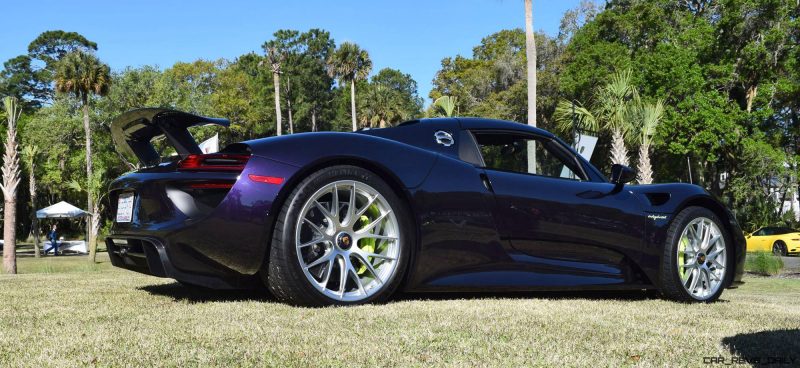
{"left": 199, "top": 133, "right": 219, "bottom": 154}
{"left": 574, "top": 133, "right": 598, "bottom": 160}
{"left": 116, "top": 192, "right": 134, "bottom": 223}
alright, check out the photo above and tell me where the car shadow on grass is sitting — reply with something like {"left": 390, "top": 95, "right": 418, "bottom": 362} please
{"left": 138, "top": 284, "right": 735, "bottom": 306}
{"left": 722, "top": 329, "right": 800, "bottom": 367}
{"left": 138, "top": 282, "right": 275, "bottom": 303}
{"left": 391, "top": 289, "right": 673, "bottom": 303}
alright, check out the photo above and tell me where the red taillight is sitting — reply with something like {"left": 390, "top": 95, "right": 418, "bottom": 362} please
{"left": 178, "top": 153, "right": 250, "bottom": 172}
{"left": 248, "top": 174, "right": 284, "bottom": 185}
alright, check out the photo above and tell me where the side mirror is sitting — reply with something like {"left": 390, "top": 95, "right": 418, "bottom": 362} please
{"left": 610, "top": 164, "right": 637, "bottom": 185}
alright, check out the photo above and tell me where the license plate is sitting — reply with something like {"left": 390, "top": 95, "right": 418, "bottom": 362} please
{"left": 116, "top": 192, "right": 135, "bottom": 223}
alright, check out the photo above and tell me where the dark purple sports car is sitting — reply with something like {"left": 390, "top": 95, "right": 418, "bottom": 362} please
{"left": 107, "top": 108, "right": 745, "bottom": 306}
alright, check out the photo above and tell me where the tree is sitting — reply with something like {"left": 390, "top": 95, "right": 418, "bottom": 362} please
{"left": 433, "top": 96, "right": 458, "bottom": 117}
{"left": 22, "top": 145, "right": 40, "bottom": 258}
{"left": 295, "top": 29, "right": 335, "bottom": 132}
{"left": 26, "top": 30, "right": 98, "bottom": 100}
{"left": 361, "top": 68, "right": 423, "bottom": 127}
{"left": 153, "top": 60, "right": 220, "bottom": 115}
{"left": 263, "top": 30, "right": 302, "bottom": 136}
{"left": 54, "top": 51, "right": 111, "bottom": 263}
{"left": 327, "top": 42, "right": 372, "bottom": 131}
{"left": 28, "top": 30, "right": 97, "bottom": 70}
{"left": 635, "top": 98, "right": 664, "bottom": 184}
{"left": 554, "top": 70, "right": 639, "bottom": 167}
{"left": 2, "top": 97, "right": 22, "bottom": 274}
{"left": 0, "top": 55, "right": 49, "bottom": 110}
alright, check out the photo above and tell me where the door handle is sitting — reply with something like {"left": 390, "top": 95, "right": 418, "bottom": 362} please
{"left": 480, "top": 173, "right": 494, "bottom": 192}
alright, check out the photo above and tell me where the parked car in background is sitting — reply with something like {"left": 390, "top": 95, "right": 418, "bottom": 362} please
{"left": 746, "top": 227, "right": 800, "bottom": 256}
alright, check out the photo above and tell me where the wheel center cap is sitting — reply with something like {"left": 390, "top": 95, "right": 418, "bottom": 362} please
{"left": 336, "top": 232, "right": 353, "bottom": 250}
{"left": 697, "top": 252, "right": 706, "bottom": 264}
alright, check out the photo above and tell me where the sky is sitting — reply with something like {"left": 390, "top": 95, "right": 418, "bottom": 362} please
{"left": 0, "top": 0, "right": 586, "bottom": 104}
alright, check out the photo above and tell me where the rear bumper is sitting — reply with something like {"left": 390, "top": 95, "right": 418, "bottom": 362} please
{"left": 107, "top": 155, "right": 300, "bottom": 280}
{"left": 107, "top": 236, "right": 258, "bottom": 289}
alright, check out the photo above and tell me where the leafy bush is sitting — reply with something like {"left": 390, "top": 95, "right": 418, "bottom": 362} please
{"left": 745, "top": 252, "right": 784, "bottom": 276}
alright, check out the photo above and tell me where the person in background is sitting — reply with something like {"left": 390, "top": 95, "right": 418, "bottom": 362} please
{"left": 43, "top": 224, "right": 59, "bottom": 256}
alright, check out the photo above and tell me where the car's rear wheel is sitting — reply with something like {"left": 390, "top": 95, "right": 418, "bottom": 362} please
{"left": 773, "top": 241, "right": 787, "bottom": 257}
{"left": 265, "top": 165, "right": 411, "bottom": 306}
{"left": 659, "top": 206, "right": 731, "bottom": 303}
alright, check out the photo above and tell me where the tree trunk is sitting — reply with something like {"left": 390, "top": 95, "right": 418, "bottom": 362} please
{"left": 525, "top": 0, "right": 537, "bottom": 174}
{"left": 636, "top": 141, "right": 653, "bottom": 184}
{"left": 525, "top": 0, "right": 537, "bottom": 127}
{"left": 745, "top": 85, "right": 758, "bottom": 113}
{"left": 273, "top": 72, "right": 282, "bottom": 136}
{"left": 89, "top": 201, "right": 100, "bottom": 263}
{"left": 1, "top": 96, "right": 21, "bottom": 274}
{"left": 350, "top": 79, "right": 358, "bottom": 131}
{"left": 3, "top": 200, "right": 16, "bottom": 274}
{"left": 29, "top": 167, "right": 39, "bottom": 258}
{"left": 287, "top": 99, "right": 294, "bottom": 135}
{"left": 286, "top": 78, "right": 294, "bottom": 134}
{"left": 82, "top": 98, "right": 96, "bottom": 263}
{"left": 610, "top": 128, "right": 629, "bottom": 167}
{"left": 311, "top": 109, "right": 317, "bottom": 132}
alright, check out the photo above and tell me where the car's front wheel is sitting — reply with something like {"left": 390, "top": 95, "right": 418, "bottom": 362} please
{"left": 773, "top": 241, "right": 788, "bottom": 257}
{"left": 265, "top": 165, "right": 411, "bottom": 306}
{"left": 659, "top": 206, "right": 731, "bottom": 303}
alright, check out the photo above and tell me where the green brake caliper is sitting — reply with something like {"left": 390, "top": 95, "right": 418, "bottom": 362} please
{"left": 679, "top": 237, "right": 689, "bottom": 280}
{"left": 356, "top": 204, "right": 383, "bottom": 276}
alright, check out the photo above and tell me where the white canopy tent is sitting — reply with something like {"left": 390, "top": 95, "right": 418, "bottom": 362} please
{"left": 36, "top": 201, "right": 89, "bottom": 219}
{"left": 35, "top": 201, "right": 89, "bottom": 254}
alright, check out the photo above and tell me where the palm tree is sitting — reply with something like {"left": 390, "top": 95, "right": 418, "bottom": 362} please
{"left": 1, "top": 97, "right": 22, "bottom": 274}
{"left": 55, "top": 51, "right": 110, "bottom": 262}
{"left": 554, "top": 69, "right": 638, "bottom": 167}
{"left": 327, "top": 42, "right": 372, "bottom": 131}
{"left": 22, "top": 145, "right": 40, "bottom": 258}
{"left": 361, "top": 84, "right": 404, "bottom": 128}
{"left": 433, "top": 96, "right": 458, "bottom": 117}
{"left": 634, "top": 98, "right": 664, "bottom": 184}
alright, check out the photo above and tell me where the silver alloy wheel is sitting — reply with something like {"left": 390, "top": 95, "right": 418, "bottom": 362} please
{"left": 295, "top": 180, "right": 401, "bottom": 302}
{"left": 676, "top": 217, "right": 727, "bottom": 300}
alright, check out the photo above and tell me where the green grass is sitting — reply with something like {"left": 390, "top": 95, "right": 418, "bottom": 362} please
{"left": 745, "top": 252, "right": 785, "bottom": 276}
{"left": 14, "top": 254, "right": 112, "bottom": 274}
{"left": 1, "top": 256, "right": 799, "bottom": 367}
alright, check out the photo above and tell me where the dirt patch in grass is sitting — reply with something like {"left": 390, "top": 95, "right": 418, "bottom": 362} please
{"left": 1, "top": 256, "right": 799, "bottom": 367}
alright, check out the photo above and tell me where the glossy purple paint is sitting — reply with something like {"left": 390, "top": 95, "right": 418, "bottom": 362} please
{"left": 107, "top": 116, "right": 745, "bottom": 292}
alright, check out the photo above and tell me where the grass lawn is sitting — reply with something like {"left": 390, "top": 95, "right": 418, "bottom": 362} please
{"left": 1, "top": 254, "right": 799, "bottom": 367}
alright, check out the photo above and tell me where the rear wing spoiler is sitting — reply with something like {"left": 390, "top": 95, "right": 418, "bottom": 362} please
{"left": 111, "top": 108, "right": 229, "bottom": 167}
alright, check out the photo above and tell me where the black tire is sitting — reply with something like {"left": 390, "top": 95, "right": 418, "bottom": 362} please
{"left": 773, "top": 241, "right": 788, "bottom": 257}
{"left": 263, "top": 165, "right": 412, "bottom": 307}
{"left": 658, "top": 206, "right": 732, "bottom": 303}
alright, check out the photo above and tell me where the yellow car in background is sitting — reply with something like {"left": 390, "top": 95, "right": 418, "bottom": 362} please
{"left": 746, "top": 227, "right": 800, "bottom": 256}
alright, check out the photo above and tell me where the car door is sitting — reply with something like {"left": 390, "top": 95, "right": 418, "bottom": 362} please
{"left": 748, "top": 228, "right": 767, "bottom": 252}
{"left": 471, "top": 130, "right": 646, "bottom": 286}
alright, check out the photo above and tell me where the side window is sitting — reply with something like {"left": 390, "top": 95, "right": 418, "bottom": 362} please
{"left": 473, "top": 132, "right": 585, "bottom": 181}
{"left": 753, "top": 229, "right": 764, "bottom": 236}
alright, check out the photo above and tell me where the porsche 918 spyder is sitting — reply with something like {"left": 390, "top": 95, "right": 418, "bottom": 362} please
{"left": 107, "top": 108, "right": 745, "bottom": 306}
